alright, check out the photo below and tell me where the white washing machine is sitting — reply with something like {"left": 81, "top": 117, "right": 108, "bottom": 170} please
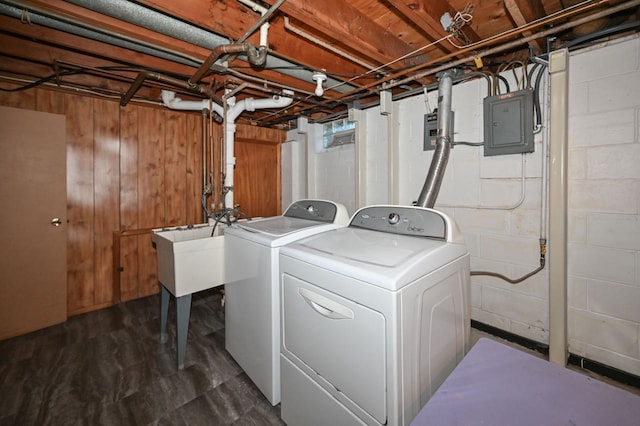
{"left": 224, "top": 199, "right": 349, "bottom": 405}
{"left": 279, "top": 205, "right": 470, "bottom": 426}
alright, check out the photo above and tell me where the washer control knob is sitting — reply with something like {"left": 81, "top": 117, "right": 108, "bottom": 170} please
{"left": 388, "top": 212, "right": 400, "bottom": 225}
{"left": 306, "top": 205, "right": 316, "bottom": 214}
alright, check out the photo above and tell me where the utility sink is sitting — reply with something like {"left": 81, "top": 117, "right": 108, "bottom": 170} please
{"left": 151, "top": 223, "right": 226, "bottom": 369}
{"left": 152, "top": 224, "right": 225, "bottom": 297}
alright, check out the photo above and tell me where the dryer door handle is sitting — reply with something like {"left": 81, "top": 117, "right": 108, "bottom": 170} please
{"left": 299, "top": 288, "right": 354, "bottom": 320}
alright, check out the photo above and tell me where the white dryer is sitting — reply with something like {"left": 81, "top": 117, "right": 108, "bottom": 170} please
{"left": 279, "top": 205, "right": 470, "bottom": 426}
{"left": 224, "top": 199, "right": 349, "bottom": 405}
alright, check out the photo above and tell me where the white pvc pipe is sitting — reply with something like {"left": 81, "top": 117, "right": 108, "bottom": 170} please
{"left": 161, "top": 89, "right": 294, "bottom": 211}
{"left": 236, "top": 0, "right": 270, "bottom": 47}
{"left": 161, "top": 90, "right": 224, "bottom": 116}
{"left": 223, "top": 90, "right": 294, "bottom": 208}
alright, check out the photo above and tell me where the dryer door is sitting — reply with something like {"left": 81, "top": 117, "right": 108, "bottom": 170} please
{"left": 282, "top": 273, "right": 387, "bottom": 423}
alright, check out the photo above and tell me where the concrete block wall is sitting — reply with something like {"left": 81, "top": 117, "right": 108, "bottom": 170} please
{"left": 566, "top": 35, "right": 640, "bottom": 375}
{"left": 291, "top": 34, "right": 640, "bottom": 376}
{"left": 306, "top": 123, "right": 356, "bottom": 215}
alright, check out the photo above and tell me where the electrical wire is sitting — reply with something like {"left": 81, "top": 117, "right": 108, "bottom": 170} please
{"left": 452, "top": 141, "right": 484, "bottom": 146}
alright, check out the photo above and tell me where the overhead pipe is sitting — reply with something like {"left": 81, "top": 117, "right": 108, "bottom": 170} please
{"left": 222, "top": 89, "right": 294, "bottom": 209}
{"left": 160, "top": 90, "right": 223, "bottom": 123}
{"left": 416, "top": 70, "right": 455, "bottom": 208}
{"left": 60, "top": 0, "right": 360, "bottom": 93}
{"left": 188, "top": 43, "right": 267, "bottom": 89}
{"left": 235, "top": 0, "right": 286, "bottom": 45}
{"left": 160, "top": 88, "right": 294, "bottom": 211}
{"left": 120, "top": 70, "right": 223, "bottom": 107}
{"left": 0, "top": 1, "right": 200, "bottom": 67}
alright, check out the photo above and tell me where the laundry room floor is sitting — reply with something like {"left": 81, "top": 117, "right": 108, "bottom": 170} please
{"left": 1, "top": 288, "right": 637, "bottom": 425}
{"left": 0, "top": 288, "right": 284, "bottom": 425}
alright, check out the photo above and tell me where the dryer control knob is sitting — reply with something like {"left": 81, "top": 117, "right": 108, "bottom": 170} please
{"left": 388, "top": 212, "right": 400, "bottom": 225}
{"left": 306, "top": 205, "right": 316, "bottom": 214}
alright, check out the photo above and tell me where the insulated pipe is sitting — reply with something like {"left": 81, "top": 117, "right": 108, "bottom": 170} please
{"left": 59, "top": 0, "right": 363, "bottom": 93}
{"left": 0, "top": 1, "right": 200, "bottom": 67}
{"left": 416, "top": 70, "right": 454, "bottom": 208}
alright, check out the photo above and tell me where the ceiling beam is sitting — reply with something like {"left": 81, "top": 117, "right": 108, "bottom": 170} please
{"left": 384, "top": 0, "right": 482, "bottom": 53}
{"left": 504, "top": 0, "right": 546, "bottom": 55}
{"left": 273, "top": 0, "right": 425, "bottom": 69}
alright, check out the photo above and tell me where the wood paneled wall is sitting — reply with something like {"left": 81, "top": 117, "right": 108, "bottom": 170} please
{"left": 0, "top": 87, "right": 284, "bottom": 315}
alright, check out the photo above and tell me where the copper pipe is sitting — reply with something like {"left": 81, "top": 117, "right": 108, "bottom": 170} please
{"left": 189, "top": 43, "right": 267, "bottom": 88}
{"left": 120, "top": 70, "right": 223, "bottom": 106}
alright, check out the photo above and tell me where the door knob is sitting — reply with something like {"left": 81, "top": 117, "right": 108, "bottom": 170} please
{"left": 51, "top": 217, "right": 62, "bottom": 227}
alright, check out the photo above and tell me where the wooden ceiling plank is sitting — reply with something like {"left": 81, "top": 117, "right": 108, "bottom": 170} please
{"left": 138, "top": 1, "right": 370, "bottom": 85}
{"left": 274, "top": 0, "right": 424, "bottom": 68}
{"left": 504, "top": 0, "right": 546, "bottom": 54}
{"left": 384, "top": 0, "right": 454, "bottom": 55}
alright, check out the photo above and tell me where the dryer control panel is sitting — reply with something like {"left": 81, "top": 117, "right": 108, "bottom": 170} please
{"left": 350, "top": 206, "right": 447, "bottom": 240}
{"left": 284, "top": 200, "right": 339, "bottom": 223}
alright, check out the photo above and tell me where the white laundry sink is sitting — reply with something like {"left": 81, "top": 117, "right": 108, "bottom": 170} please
{"left": 152, "top": 224, "right": 225, "bottom": 297}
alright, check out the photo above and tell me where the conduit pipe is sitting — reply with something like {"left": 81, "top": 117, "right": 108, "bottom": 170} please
{"left": 416, "top": 70, "right": 455, "bottom": 208}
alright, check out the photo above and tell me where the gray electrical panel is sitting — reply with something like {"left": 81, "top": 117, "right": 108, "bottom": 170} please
{"left": 483, "top": 89, "right": 534, "bottom": 156}
{"left": 423, "top": 111, "right": 454, "bottom": 151}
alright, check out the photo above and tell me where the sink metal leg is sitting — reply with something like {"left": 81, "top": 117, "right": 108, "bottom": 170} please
{"left": 160, "top": 285, "right": 170, "bottom": 344}
{"left": 176, "top": 293, "right": 192, "bottom": 369}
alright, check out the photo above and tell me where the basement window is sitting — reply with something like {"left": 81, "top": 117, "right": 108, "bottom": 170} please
{"left": 322, "top": 118, "right": 355, "bottom": 148}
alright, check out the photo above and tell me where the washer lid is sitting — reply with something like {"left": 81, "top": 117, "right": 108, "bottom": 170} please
{"left": 225, "top": 200, "right": 350, "bottom": 246}
{"left": 280, "top": 227, "right": 467, "bottom": 291}
{"left": 236, "top": 216, "right": 325, "bottom": 237}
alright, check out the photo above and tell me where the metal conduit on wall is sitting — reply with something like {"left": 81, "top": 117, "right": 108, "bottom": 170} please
{"left": 416, "top": 70, "right": 454, "bottom": 208}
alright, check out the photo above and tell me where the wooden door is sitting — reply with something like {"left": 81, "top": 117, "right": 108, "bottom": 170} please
{"left": 0, "top": 106, "right": 67, "bottom": 339}
{"left": 234, "top": 138, "right": 281, "bottom": 218}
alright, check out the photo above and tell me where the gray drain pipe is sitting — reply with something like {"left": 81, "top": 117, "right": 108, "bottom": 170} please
{"left": 416, "top": 70, "right": 455, "bottom": 208}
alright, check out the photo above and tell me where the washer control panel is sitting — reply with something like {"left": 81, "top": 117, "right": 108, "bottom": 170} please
{"left": 350, "top": 206, "right": 447, "bottom": 240}
{"left": 284, "top": 200, "right": 338, "bottom": 223}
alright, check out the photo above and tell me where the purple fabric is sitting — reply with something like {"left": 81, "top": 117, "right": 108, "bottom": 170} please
{"left": 411, "top": 338, "right": 640, "bottom": 426}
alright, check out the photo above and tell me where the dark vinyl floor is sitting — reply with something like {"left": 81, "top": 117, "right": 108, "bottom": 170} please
{"left": 0, "top": 289, "right": 285, "bottom": 426}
